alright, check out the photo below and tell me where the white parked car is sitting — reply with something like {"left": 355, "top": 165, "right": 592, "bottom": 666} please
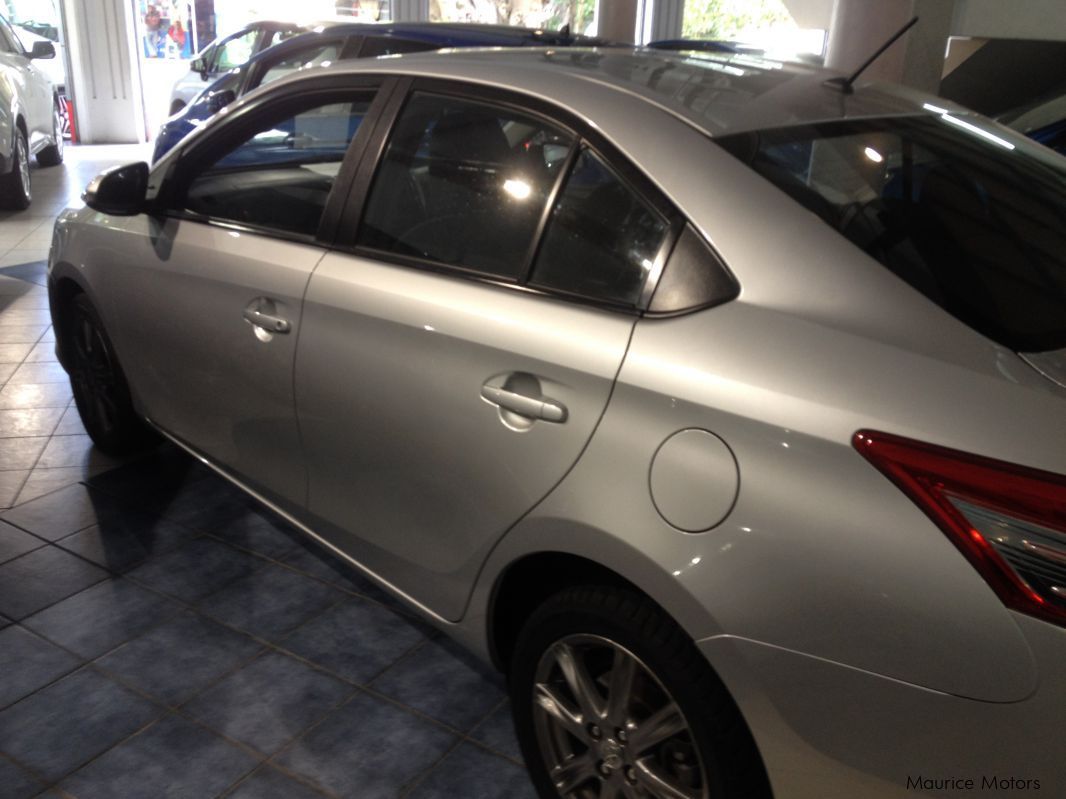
{"left": 0, "top": 11, "right": 63, "bottom": 210}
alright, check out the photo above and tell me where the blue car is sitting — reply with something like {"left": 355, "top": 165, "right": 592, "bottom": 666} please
{"left": 153, "top": 22, "right": 612, "bottom": 162}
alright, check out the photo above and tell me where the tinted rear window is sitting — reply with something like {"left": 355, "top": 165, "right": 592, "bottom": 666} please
{"left": 718, "top": 114, "right": 1066, "bottom": 352}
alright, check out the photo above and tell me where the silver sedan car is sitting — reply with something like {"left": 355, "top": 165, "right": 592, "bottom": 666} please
{"left": 49, "top": 48, "right": 1066, "bottom": 798}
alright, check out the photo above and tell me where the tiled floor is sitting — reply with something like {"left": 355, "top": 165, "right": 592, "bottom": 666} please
{"left": 0, "top": 446, "right": 532, "bottom": 798}
{"left": 0, "top": 147, "right": 532, "bottom": 798}
{"left": 0, "top": 144, "right": 151, "bottom": 508}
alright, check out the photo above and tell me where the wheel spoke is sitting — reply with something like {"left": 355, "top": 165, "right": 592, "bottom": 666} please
{"left": 550, "top": 752, "right": 598, "bottom": 794}
{"left": 634, "top": 759, "right": 701, "bottom": 799}
{"left": 535, "top": 682, "right": 590, "bottom": 743}
{"left": 621, "top": 782, "right": 645, "bottom": 799}
{"left": 598, "top": 778, "right": 623, "bottom": 799}
{"left": 553, "top": 641, "right": 606, "bottom": 722}
{"left": 606, "top": 647, "right": 638, "bottom": 726}
{"left": 629, "top": 703, "right": 686, "bottom": 755}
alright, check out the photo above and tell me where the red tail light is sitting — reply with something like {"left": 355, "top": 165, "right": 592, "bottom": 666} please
{"left": 854, "top": 430, "right": 1066, "bottom": 627}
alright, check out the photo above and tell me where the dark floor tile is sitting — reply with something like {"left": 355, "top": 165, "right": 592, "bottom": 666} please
{"left": 0, "top": 519, "right": 42, "bottom": 564}
{"left": 0, "top": 754, "right": 45, "bottom": 799}
{"left": 1, "top": 483, "right": 126, "bottom": 541}
{"left": 125, "top": 537, "right": 264, "bottom": 602}
{"left": 0, "top": 668, "right": 162, "bottom": 782}
{"left": 470, "top": 701, "right": 523, "bottom": 762}
{"left": 281, "top": 544, "right": 402, "bottom": 609}
{"left": 23, "top": 578, "right": 182, "bottom": 660}
{"left": 280, "top": 597, "right": 427, "bottom": 684}
{"left": 224, "top": 765, "right": 328, "bottom": 799}
{"left": 0, "top": 613, "right": 8, "bottom": 630}
{"left": 0, "top": 545, "right": 108, "bottom": 620}
{"left": 86, "top": 444, "right": 210, "bottom": 509}
{"left": 184, "top": 652, "right": 351, "bottom": 755}
{"left": 407, "top": 743, "right": 536, "bottom": 799}
{"left": 156, "top": 475, "right": 255, "bottom": 532}
{"left": 197, "top": 563, "right": 344, "bottom": 642}
{"left": 97, "top": 611, "right": 263, "bottom": 705}
{"left": 209, "top": 508, "right": 303, "bottom": 559}
{"left": 60, "top": 714, "right": 258, "bottom": 799}
{"left": 56, "top": 512, "right": 197, "bottom": 573}
{"left": 0, "top": 626, "right": 80, "bottom": 709}
{"left": 275, "top": 692, "right": 456, "bottom": 799}
{"left": 371, "top": 637, "right": 505, "bottom": 732}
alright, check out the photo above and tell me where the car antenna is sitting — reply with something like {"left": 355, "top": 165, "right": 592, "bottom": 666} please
{"left": 824, "top": 15, "right": 919, "bottom": 94}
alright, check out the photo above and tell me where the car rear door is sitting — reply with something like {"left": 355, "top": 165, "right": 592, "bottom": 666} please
{"left": 295, "top": 80, "right": 680, "bottom": 619}
{"left": 102, "top": 76, "right": 392, "bottom": 511}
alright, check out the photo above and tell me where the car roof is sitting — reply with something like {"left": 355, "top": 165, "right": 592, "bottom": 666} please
{"left": 270, "top": 46, "right": 956, "bottom": 137}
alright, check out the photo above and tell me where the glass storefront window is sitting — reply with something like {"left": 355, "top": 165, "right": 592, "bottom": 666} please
{"left": 430, "top": 0, "right": 596, "bottom": 34}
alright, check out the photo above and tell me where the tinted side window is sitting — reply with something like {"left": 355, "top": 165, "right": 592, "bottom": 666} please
{"left": 530, "top": 149, "right": 670, "bottom": 306}
{"left": 259, "top": 41, "right": 344, "bottom": 88}
{"left": 359, "top": 37, "right": 437, "bottom": 57}
{"left": 215, "top": 29, "right": 257, "bottom": 70}
{"left": 183, "top": 96, "right": 372, "bottom": 237}
{"left": 358, "top": 92, "right": 575, "bottom": 279}
{"left": 0, "top": 17, "right": 21, "bottom": 53}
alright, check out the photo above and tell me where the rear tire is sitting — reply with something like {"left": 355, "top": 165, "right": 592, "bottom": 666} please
{"left": 37, "top": 101, "right": 64, "bottom": 167}
{"left": 0, "top": 128, "right": 31, "bottom": 210}
{"left": 66, "top": 293, "right": 159, "bottom": 455}
{"left": 510, "top": 585, "right": 772, "bottom": 799}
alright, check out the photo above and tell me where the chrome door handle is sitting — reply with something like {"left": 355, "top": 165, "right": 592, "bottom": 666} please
{"left": 480, "top": 384, "right": 567, "bottom": 423}
{"left": 243, "top": 307, "right": 291, "bottom": 334}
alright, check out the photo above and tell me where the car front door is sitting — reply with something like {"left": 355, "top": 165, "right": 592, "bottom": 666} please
{"left": 101, "top": 78, "right": 388, "bottom": 510}
{"left": 296, "top": 83, "right": 678, "bottom": 619}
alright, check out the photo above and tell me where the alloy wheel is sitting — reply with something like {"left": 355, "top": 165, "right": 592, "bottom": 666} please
{"left": 71, "top": 310, "right": 122, "bottom": 437}
{"left": 16, "top": 134, "right": 29, "bottom": 204}
{"left": 532, "top": 634, "right": 709, "bottom": 799}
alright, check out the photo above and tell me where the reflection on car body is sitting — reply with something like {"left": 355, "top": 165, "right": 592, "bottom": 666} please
{"left": 51, "top": 47, "right": 1066, "bottom": 798}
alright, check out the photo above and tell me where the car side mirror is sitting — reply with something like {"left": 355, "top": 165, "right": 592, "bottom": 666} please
{"left": 29, "top": 41, "right": 55, "bottom": 59}
{"left": 83, "top": 162, "right": 149, "bottom": 216}
{"left": 206, "top": 89, "right": 237, "bottom": 115}
{"left": 190, "top": 56, "right": 209, "bottom": 79}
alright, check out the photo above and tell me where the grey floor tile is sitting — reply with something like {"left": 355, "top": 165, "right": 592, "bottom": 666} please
{"left": 0, "top": 754, "right": 46, "bottom": 799}
{"left": 52, "top": 405, "right": 86, "bottom": 436}
{"left": 0, "top": 470, "right": 27, "bottom": 508}
{"left": 198, "top": 563, "right": 344, "bottom": 642}
{"left": 184, "top": 652, "right": 351, "bottom": 755}
{"left": 1, "top": 482, "right": 125, "bottom": 541}
{"left": 0, "top": 407, "right": 63, "bottom": 438}
{"left": 96, "top": 611, "right": 263, "bottom": 705}
{"left": 0, "top": 545, "right": 109, "bottom": 620}
{"left": 23, "top": 341, "right": 56, "bottom": 362}
{"left": 209, "top": 508, "right": 303, "bottom": 560}
{"left": 469, "top": 701, "right": 524, "bottom": 763}
{"left": 13, "top": 467, "right": 89, "bottom": 506}
{"left": 0, "top": 324, "right": 46, "bottom": 343}
{"left": 224, "top": 766, "right": 329, "bottom": 799}
{"left": 0, "top": 519, "right": 43, "bottom": 564}
{"left": 0, "top": 437, "right": 47, "bottom": 471}
{"left": 280, "top": 597, "right": 427, "bottom": 685}
{"left": 60, "top": 714, "right": 258, "bottom": 799}
{"left": 23, "top": 578, "right": 182, "bottom": 660}
{"left": 0, "top": 363, "right": 14, "bottom": 383}
{"left": 275, "top": 692, "right": 457, "bottom": 799}
{"left": 7, "top": 361, "right": 67, "bottom": 384}
{"left": 0, "top": 626, "right": 80, "bottom": 709}
{"left": 37, "top": 434, "right": 120, "bottom": 471}
{"left": 56, "top": 512, "right": 197, "bottom": 573}
{"left": 126, "top": 537, "right": 265, "bottom": 602}
{"left": 0, "top": 667, "right": 162, "bottom": 782}
{"left": 0, "top": 342, "right": 32, "bottom": 363}
{"left": 0, "top": 382, "right": 71, "bottom": 409}
{"left": 371, "top": 637, "right": 506, "bottom": 732}
{"left": 407, "top": 743, "right": 536, "bottom": 799}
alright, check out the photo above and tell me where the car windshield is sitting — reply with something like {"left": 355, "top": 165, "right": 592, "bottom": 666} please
{"left": 718, "top": 113, "right": 1066, "bottom": 353}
